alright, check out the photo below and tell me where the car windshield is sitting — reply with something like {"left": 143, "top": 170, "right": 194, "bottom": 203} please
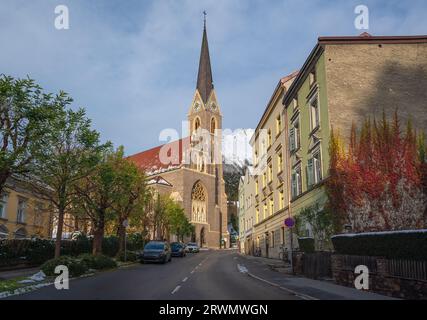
{"left": 145, "top": 242, "right": 164, "bottom": 250}
{"left": 188, "top": 243, "right": 197, "bottom": 246}
{"left": 171, "top": 243, "right": 182, "bottom": 249}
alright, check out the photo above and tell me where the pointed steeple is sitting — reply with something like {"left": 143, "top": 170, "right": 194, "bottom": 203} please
{"left": 196, "top": 14, "right": 214, "bottom": 104}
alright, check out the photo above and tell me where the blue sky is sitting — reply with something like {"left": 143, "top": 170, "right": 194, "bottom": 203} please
{"left": 0, "top": 0, "right": 426, "bottom": 155}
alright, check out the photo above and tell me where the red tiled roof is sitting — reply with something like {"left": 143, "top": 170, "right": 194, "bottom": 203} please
{"left": 128, "top": 137, "right": 191, "bottom": 174}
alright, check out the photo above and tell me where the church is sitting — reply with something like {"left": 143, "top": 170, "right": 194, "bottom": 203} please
{"left": 128, "top": 21, "right": 229, "bottom": 249}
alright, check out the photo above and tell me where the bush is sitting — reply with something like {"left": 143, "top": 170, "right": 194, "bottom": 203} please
{"left": 298, "top": 237, "right": 315, "bottom": 253}
{"left": 117, "top": 250, "right": 137, "bottom": 262}
{"left": 0, "top": 239, "right": 55, "bottom": 268}
{"left": 41, "top": 256, "right": 88, "bottom": 277}
{"left": 101, "top": 236, "right": 119, "bottom": 257}
{"left": 79, "top": 254, "right": 117, "bottom": 270}
{"left": 331, "top": 229, "right": 427, "bottom": 260}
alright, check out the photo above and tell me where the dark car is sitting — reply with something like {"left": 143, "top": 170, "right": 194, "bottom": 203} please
{"left": 140, "top": 241, "right": 172, "bottom": 264}
{"left": 171, "top": 242, "right": 186, "bottom": 257}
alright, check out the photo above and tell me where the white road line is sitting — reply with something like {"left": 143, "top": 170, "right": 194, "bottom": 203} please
{"left": 171, "top": 285, "right": 181, "bottom": 294}
{"left": 237, "top": 264, "right": 249, "bottom": 273}
{"left": 191, "top": 270, "right": 195, "bottom": 274}
{"left": 182, "top": 277, "right": 188, "bottom": 282}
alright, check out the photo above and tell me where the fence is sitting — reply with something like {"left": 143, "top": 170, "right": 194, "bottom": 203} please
{"left": 387, "top": 259, "right": 427, "bottom": 281}
{"left": 302, "top": 252, "right": 332, "bottom": 279}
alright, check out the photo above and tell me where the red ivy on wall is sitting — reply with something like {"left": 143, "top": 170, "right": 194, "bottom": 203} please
{"left": 326, "top": 112, "right": 427, "bottom": 233}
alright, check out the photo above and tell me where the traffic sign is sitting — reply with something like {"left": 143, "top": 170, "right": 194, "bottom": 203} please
{"left": 284, "top": 218, "right": 295, "bottom": 228}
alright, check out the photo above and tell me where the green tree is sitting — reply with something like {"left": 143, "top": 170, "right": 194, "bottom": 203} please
{"left": 0, "top": 75, "right": 59, "bottom": 194}
{"left": 73, "top": 147, "right": 123, "bottom": 255}
{"left": 166, "top": 200, "right": 194, "bottom": 242}
{"left": 31, "top": 105, "right": 109, "bottom": 258}
{"left": 111, "top": 147, "right": 150, "bottom": 256}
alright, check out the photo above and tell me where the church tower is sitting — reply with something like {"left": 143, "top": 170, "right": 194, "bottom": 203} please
{"left": 188, "top": 17, "right": 223, "bottom": 174}
{"left": 186, "top": 16, "right": 229, "bottom": 248}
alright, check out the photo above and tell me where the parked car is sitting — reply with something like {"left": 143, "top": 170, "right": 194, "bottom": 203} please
{"left": 171, "top": 242, "right": 186, "bottom": 257}
{"left": 186, "top": 242, "right": 200, "bottom": 253}
{"left": 139, "top": 241, "right": 172, "bottom": 264}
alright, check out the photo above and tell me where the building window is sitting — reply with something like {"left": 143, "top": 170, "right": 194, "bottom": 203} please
{"left": 194, "top": 117, "right": 201, "bottom": 131}
{"left": 0, "top": 225, "right": 8, "bottom": 239}
{"left": 256, "top": 208, "right": 260, "bottom": 224}
{"left": 262, "top": 171, "right": 267, "bottom": 188}
{"left": 276, "top": 115, "right": 282, "bottom": 136}
{"left": 277, "top": 153, "right": 283, "bottom": 173}
{"left": 309, "top": 94, "right": 320, "bottom": 131}
{"left": 268, "top": 163, "right": 273, "bottom": 183}
{"left": 269, "top": 198, "right": 274, "bottom": 216}
{"left": 255, "top": 180, "right": 259, "bottom": 195}
{"left": 267, "top": 129, "right": 272, "bottom": 148}
{"left": 263, "top": 203, "right": 268, "bottom": 220}
{"left": 291, "top": 164, "right": 302, "bottom": 199}
{"left": 289, "top": 117, "right": 300, "bottom": 153}
{"left": 34, "top": 202, "right": 44, "bottom": 227}
{"left": 279, "top": 190, "right": 284, "bottom": 210}
{"left": 0, "top": 193, "right": 8, "bottom": 219}
{"left": 292, "top": 98, "right": 298, "bottom": 111}
{"left": 16, "top": 198, "right": 27, "bottom": 223}
{"left": 309, "top": 70, "right": 316, "bottom": 87}
{"left": 210, "top": 117, "right": 216, "bottom": 134}
{"left": 14, "top": 227, "right": 27, "bottom": 239}
{"left": 307, "top": 148, "right": 323, "bottom": 187}
{"left": 191, "top": 181, "right": 207, "bottom": 223}
{"left": 254, "top": 151, "right": 258, "bottom": 166}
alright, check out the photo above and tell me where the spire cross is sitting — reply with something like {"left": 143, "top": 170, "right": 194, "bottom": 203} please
{"left": 203, "top": 11, "right": 207, "bottom": 28}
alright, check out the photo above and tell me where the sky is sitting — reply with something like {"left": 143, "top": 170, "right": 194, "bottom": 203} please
{"left": 0, "top": 0, "right": 426, "bottom": 158}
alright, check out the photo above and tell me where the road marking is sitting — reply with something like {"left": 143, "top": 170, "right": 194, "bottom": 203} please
{"left": 171, "top": 285, "right": 181, "bottom": 294}
{"left": 191, "top": 270, "right": 195, "bottom": 274}
{"left": 182, "top": 277, "right": 188, "bottom": 282}
{"left": 237, "top": 264, "right": 249, "bottom": 273}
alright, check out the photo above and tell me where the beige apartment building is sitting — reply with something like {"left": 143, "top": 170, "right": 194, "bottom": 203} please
{"left": 249, "top": 72, "right": 298, "bottom": 259}
{"left": 0, "top": 176, "right": 53, "bottom": 239}
{"left": 238, "top": 167, "right": 256, "bottom": 255}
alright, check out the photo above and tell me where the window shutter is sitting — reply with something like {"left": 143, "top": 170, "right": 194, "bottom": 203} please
{"left": 307, "top": 158, "right": 314, "bottom": 187}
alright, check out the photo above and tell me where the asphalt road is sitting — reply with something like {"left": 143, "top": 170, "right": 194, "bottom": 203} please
{"left": 7, "top": 250, "right": 299, "bottom": 300}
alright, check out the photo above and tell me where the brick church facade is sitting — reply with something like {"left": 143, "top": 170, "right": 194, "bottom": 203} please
{"left": 128, "top": 22, "right": 229, "bottom": 248}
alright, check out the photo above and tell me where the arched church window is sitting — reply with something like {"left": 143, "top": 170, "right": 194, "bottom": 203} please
{"left": 194, "top": 117, "right": 201, "bottom": 131}
{"left": 210, "top": 117, "right": 216, "bottom": 134}
{"left": 191, "top": 181, "right": 207, "bottom": 223}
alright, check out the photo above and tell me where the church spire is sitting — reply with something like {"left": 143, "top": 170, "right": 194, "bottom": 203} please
{"left": 196, "top": 12, "right": 214, "bottom": 104}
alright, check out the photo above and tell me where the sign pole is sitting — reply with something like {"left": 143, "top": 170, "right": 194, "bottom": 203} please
{"left": 123, "top": 219, "right": 129, "bottom": 262}
{"left": 284, "top": 217, "right": 295, "bottom": 275}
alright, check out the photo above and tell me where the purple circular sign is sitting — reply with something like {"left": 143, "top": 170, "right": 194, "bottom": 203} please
{"left": 284, "top": 218, "right": 295, "bottom": 228}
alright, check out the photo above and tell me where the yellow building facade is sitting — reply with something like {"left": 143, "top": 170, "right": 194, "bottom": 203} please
{"left": 0, "top": 176, "right": 53, "bottom": 239}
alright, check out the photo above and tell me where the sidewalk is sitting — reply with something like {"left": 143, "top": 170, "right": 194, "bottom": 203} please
{"left": 238, "top": 254, "right": 396, "bottom": 300}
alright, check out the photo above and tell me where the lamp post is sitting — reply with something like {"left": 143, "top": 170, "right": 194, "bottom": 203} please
{"left": 123, "top": 219, "right": 129, "bottom": 262}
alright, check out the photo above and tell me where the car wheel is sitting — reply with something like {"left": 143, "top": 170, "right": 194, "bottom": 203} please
{"left": 168, "top": 255, "right": 172, "bottom": 262}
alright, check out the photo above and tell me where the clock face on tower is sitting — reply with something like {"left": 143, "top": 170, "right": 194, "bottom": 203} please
{"left": 210, "top": 103, "right": 217, "bottom": 111}
{"left": 194, "top": 102, "right": 201, "bottom": 111}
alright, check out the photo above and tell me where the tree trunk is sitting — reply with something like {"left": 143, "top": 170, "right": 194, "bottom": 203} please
{"left": 92, "top": 210, "right": 105, "bottom": 255}
{"left": 55, "top": 207, "right": 65, "bottom": 258}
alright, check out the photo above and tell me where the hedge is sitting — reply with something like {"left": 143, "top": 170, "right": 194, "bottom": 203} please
{"left": 331, "top": 229, "right": 427, "bottom": 261}
{"left": 41, "top": 256, "right": 88, "bottom": 277}
{"left": 78, "top": 254, "right": 117, "bottom": 270}
{"left": 298, "top": 237, "right": 315, "bottom": 253}
{"left": 0, "top": 233, "right": 147, "bottom": 268}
